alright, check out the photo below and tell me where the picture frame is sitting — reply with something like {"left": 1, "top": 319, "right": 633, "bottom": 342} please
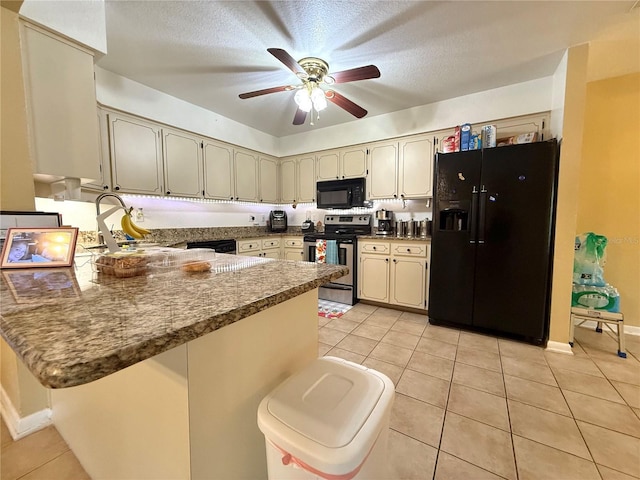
{"left": 0, "top": 227, "right": 79, "bottom": 269}
{"left": 2, "top": 268, "right": 80, "bottom": 304}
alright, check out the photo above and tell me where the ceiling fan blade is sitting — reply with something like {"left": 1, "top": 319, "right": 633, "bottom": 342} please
{"left": 267, "top": 48, "right": 306, "bottom": 76}
{"left": 329, "top": 65, "right": 380, "bottom": 84}
{"left": 293, "top": 108, "right": 307, "bottom": 125}
{"left": 238, "top": 85, "right": 292, "bottom": 99}
{"left": 325, "top": 91, "right": 368, "bottom": 118}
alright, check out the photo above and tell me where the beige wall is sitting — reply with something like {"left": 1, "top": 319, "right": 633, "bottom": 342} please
{"left": 548, "top": 44, "right": 589, "bottom": 344}
{"left": 577, "top": 73, "right": 640, "bottom": 327}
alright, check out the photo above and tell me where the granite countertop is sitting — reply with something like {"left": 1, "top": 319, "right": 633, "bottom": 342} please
{"left": 357, "top": 235, "right": 431, "bottom": 242}
{"left": 0, "top": 253, "right": 348, "bottom": 389}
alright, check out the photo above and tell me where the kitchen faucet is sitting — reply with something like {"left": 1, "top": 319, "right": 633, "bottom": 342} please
{"left": 95, "top": 193, "right": 128, "bottom": 251}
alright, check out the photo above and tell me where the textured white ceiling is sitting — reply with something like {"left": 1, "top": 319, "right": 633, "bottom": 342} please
{"left": 96, "top": 0, "right": 636, "bottom": 138}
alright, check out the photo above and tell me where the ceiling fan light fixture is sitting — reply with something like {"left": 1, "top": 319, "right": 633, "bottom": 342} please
{"left": 311, "top": 87, "right": 327, "bottom": 111}
{"left": 294, "top": 84, "right": 327, "bottom": 113}
{"left": 294, "top": 88, "right": 313, "bottom": 112}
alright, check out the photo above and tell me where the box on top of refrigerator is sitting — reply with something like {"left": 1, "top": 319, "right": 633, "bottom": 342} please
{"left": 482, "top": 125, "right": 496, "bottom": 148}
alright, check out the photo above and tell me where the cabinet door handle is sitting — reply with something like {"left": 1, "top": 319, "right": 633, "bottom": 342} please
{"left": 166, "top": 191, "right": 171, "bottom": 195}
{"left": 385, "top": 258, "right": 389, "bottom": 263}
{"left": 406, "top": 248, "right": 411, "bottom": 252}
{"left": 114, "top": 186, "right": 120, "bottom": 191}
{"left": 393, "top": 259, "right": 397, "bottom": 263}
{"left": 373, "top": 246, "right": 377, "bottom": 250}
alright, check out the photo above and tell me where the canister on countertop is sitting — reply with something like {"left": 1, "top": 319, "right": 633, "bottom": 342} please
{"left": 407, "top": 220, "right": 417, "bottom": 238}
{"left": 418, "top": 219, "right": 431, "bottom": 238}
{"left": 395, "top": 220, "right": 407, "bottom": 237}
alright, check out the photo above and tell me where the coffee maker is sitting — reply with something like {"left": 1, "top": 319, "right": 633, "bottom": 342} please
{"left": 375, "top": 209, "right": 394, "bottom": 235}
{"left": 269, "top": 210, "right": 287, "bottom": 232}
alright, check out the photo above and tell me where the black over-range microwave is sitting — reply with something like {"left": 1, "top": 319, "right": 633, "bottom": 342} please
{"left": 316, "top": 178, "right": 366, "bottom": 209}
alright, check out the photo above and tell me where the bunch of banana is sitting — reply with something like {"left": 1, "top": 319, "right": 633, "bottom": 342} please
{"left": 121, "top": 207, "right": 151, "bottom": 240}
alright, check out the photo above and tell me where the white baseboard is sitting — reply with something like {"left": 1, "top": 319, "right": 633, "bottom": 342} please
{"left": 575, "top": 320, "right": 640, "bottom": 336}
{"left": 0, "top": 384, "right": 52, "bottom": 440}
{"left": 546, "top": 341, "right": 574, "bottom": 355}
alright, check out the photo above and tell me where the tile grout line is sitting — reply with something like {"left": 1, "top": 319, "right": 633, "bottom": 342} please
{"left": 496, "top": 341, "right": 521, "bottom": 480}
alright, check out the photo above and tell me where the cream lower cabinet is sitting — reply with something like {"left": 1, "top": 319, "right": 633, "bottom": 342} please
{"left": 237, "top": 238, "right": 281, "bottom": 259}
{"left": 389, "top": 242, "right": 430, "bottom": 310}
{"left": 358, "top": 240, "right": 391, "bottom": 303}
{"left": 282, "top": 237, "right": 304, "bottom": 261}
{"left": 359, "top": 240, "right": 430, "bottom": 310}
{"left": 261, "top": 238, "right": 281, "bottom": 259}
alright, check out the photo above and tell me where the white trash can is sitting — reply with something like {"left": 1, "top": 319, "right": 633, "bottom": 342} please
{"left": 257, "top": 356, "right": 395, "bottom": 480}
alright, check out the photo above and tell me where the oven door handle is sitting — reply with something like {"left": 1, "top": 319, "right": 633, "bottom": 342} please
{"left": 321, "top": 284, "right": 352, "bottom": 291}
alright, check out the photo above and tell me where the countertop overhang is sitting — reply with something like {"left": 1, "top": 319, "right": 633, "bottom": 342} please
{"left": 0, "top": 255, "right": 348, "bottom": 389}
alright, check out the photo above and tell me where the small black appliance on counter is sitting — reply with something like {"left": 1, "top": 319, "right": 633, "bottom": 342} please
{"left": 269, "top": 210, "right": 287, "bottom": 232}
{"left": 301, "top": 220, "right": 315, "bottom": 233}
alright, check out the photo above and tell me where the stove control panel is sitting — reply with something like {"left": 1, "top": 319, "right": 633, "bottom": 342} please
{"left": 324, "top": 214, "right": 372, "bottom": 226}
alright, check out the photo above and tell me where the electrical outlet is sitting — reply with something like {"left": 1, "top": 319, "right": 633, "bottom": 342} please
{"left": 260, "top": 214, "right": 266, "bottom": 223}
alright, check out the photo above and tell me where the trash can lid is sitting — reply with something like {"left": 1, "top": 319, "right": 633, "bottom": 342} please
{"left": 264, "top": 356, "right": 387, "bottom": 448}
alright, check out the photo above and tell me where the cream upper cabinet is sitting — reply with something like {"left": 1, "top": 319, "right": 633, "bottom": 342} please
{"left": 259, "top": 155, "right": 279, "bottom": 204}
{"left": 341, "top": 146, "right": 368, "bottom": 179}
{"left": 162, "top": 128, "right": 203, "bottom": 198}
{"left": 367, "top": 141, "right": 399, "bottom": 200}
{"left": 279, "top": 158, "right": 296, "bottom": 203}
{"left": 317, "top": 147, "right": 367, "bottom": 181}
{"left": 316, "top": 150, "right": 340, "bottom": 181}
{"left": 234, "top": 149, "right": 259, "bottom": 202}
{"left": 84, "top": 109, "right": 111, "bottom": 191}
{"left": 203, "top": 139, "right": 234, "bottom": 200}
{"left": 108, "top": 112, "right": 164, "bottom": 195}
{"left": 297, "top": 155, "right": 316, "bottom": 203}
{"left": 399, "top": 134, "right": 435, "bottom": 198}
{"left": 433, "top": 128, "right": 457, "bottom": 153}
{"left": 493, "top": 112, "right": 549, "bottom": 142}
{"left": 21, "top": 22, "right": 100, "bottom": 183}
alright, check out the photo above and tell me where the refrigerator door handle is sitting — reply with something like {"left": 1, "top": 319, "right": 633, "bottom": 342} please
{"left": 478, "top": 186, "right": 487, "bottom": 244}
{"left": 470, "top": 186, "right": 479, "bottom": 244}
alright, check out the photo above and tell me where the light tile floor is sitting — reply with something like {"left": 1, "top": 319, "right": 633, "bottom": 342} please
{"left": 320, "top": 303, "right": 640, "bottom": 480}
{"left": 2, "top": 303, "right": 639, "bottom": 479}
{"left": 0, "top": 420, "right": 89, "bottom": 480}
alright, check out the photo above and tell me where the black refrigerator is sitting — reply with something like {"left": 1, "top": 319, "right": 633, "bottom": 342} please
{"left": 428, "top": 139, "right": 559, "bottom": 344}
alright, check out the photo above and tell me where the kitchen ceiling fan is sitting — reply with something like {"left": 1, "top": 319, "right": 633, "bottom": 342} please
{"left": 239, "top": 48, "right": 380, "bottom": 126}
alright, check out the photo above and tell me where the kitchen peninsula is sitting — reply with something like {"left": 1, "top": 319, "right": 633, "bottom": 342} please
{"left": 0, "top": 253, "right": 348, "bottom": 479}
